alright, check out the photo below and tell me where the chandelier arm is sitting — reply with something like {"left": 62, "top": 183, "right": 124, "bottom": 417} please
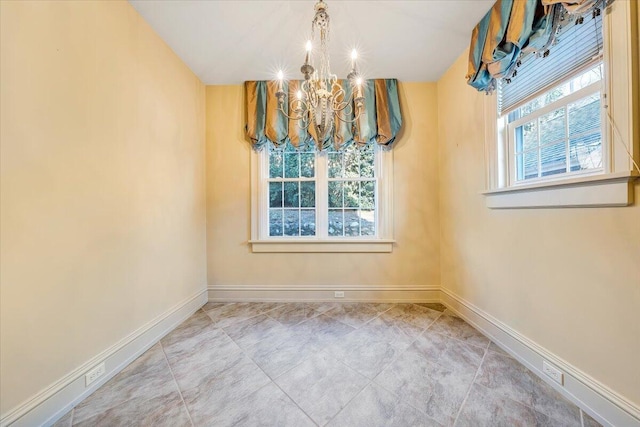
{"left": 277, "top": 105, "right": 306, "bottom": 121}
{"left": 297, "top": 119, "right": 311, "bottom": 130}
{"left": 335, "top": 106, "right": 364, "bottom": 124}
{"left": 332, "top": 100, "right": 352, "bottom": 112}
{"left": 340, "top": 102, "right": 354, "bottom": 116}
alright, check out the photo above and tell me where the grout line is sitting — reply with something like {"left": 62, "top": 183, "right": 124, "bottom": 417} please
{"left": 427, "top": 328, "right": 489, "bottom": 353}
{"left": 452, "top": 347, "right": 489, "bottom": 426}
{"left": 323, "top": 379, "right": 374, "bottom": 426}
{"left": 265, "top": 303, "right": 326, "bottom": 327}
{"left": 159, "top": 341, "right": 195, "bottom": 427}
{"left": 269, "top": 378, "right": 320, "bottom": 426}
{"left": 240, "top": 343, "right": 319, "bottom": 426}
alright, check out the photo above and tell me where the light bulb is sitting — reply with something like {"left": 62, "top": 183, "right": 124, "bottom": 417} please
{"left": 356, "top": 77, "right": 363, "bottom": 86}
{"left": 306, "top": 40, "right": 313, "bottom": 52}
{"left": 277, "top": 70, "right": 284, "bottom": 80}
{"left": 296, "top": 90, "right": 303, "bottom": 100}
{"left": 351, "top": 49, "right": 358, "bottom": 60}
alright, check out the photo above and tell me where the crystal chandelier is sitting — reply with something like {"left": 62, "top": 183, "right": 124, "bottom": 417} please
{"left": 276, "top": 0, "right": 365, "bottom": 149}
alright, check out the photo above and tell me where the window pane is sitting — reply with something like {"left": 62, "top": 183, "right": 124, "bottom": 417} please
{"left": 516, "top": 153, "right": 524, "bottom": 181}
{"left": 269, "top": 209, "right": 283, "bottom": 236}
{"left": 283, "top": 182, "right": 299, "bottom": 208}
{"left": 539, "top": 108, "right": 565, "bottom": 146}
{"left": 285, "top": 153, "right": 299, "bottom": 178}
{"left": 361, "top": 181, "right": 375, "bottom": 209}
{"left": 344, "top": 209, "right": 360, "bottom": 236}
{"left": 284, "top": 210, "right": 299, "bottom": 236}
{"left": 541, "top": 142, "right": 567, "bottom": 177}
{"left": 569, "top": 93, "right": 601, "bottom": 138}
{"left": 328, "top": 210, "right": 343, "bottom": 236}
{"left": 511, "top": 64, "right": 603, "bottom": 120}
{"left": 328, "top": 181, "right": 343, "bottom": 208}
{"left": 344, "top": 150, "right": 359, "bottom": 178}
{"left": 360, "top": 145, "right": 375, "bottom": 178}
{"left": 570, "top": 133, "right": 602, "bottom": 171}
{"left": 300, "top": 209, "right": 316, "bottom": 236}
{"left": 269, "top": 150, "right": 283, "bottom": 178}
{"left": 343, "top": 181, "right": 359, "bottom": 208}
{"left": 300, "top": 181, "right": 315, "bottom": 208}
{"left": 300, "top": 153, "right": 315, "bottom": 177}
{"left": 523, "top": 150, "right": 539, "bottom": 180}
{"left": 515, "top": 120, "right": 537, "bottom": 153}
{"left": 269, "top": 182, "right": 282, "bottom": 208}
{"left": 360, "top": 210, "right": 375, "bottom": 236}
{"left": 328, "top": 153, "right": 342, "bottom": 178}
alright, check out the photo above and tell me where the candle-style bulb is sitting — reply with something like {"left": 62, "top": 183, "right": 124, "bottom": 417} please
{"left": 351, "top": 49, "right": 358, "bottom": 71}
{"left": 354, "top": 76, "right": 363, "bottom": 99}
{"left": 296, "top": 90, "right": 303, "bottom": 100}
{"left": 277, "top": 70, "right": 284, "bottom": 92}
{"left": 304, "top": 40, "right": 312, "bottom": 66}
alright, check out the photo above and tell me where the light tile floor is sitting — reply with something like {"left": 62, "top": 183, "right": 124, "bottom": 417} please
{"left": 54, "top": 302, "right": 603, "bottom": 427}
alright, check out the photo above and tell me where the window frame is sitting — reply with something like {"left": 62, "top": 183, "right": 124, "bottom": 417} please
{"left": 506, "top": 77, "right": 605, "bottom": 187}
{"left": 250, "top": 143, "right": 394, "bottom": 253}
{"left": 483, "top": 0, "right": 639, "bottom": 208}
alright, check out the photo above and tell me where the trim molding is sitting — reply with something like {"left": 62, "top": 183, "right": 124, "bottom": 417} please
{"left": 207, "top": 285, "right": 440, "bottom": 303}
{"left": 1, "top": 289, "right": 207, "bottom": 427}
{"left": 249, "top": 240, "right": 394, "bottom": 253}
{"left": 440, "top": 288, "right": 640, "bottom": 427}
{"left": 483, "top": 173, "right": 637, "bottom": 209}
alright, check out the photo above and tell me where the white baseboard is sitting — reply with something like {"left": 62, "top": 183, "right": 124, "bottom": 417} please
{"left": 440, "top": 288, "right": 640, "bottom": 427}
{"left": 207, "top": 285, "right": 441, "bottom": 303}
{"left": 1, "top": 289, "right": 207, "bottom": 427}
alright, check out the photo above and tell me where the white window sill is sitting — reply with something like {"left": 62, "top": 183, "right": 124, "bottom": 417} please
{"left": 483, "top": 171, "right": 638, "bottom": 208}
{"left": 249, "top": 239, "right": 395, "bottom": 253}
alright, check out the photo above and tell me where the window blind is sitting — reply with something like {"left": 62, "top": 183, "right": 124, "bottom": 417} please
{"left": 498, "top": 10, "right": 603, "bottom": 115}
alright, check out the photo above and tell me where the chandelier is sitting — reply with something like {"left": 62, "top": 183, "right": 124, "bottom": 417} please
{"left": 276, "top": 0, "right": 365, "bottom": 149}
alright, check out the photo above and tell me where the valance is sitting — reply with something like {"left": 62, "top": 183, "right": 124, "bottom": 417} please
{"left": 244, "top": 79, "right": 402, "bottom": 151}
{"left": 466, "top": 0, "right": 611, "bottom": 92}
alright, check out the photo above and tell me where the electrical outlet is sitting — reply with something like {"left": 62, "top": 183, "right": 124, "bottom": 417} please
{"left": 85, "top": 362, "right": 106, "bottom": 387}
{"left": 542, "top": 360, "right": 564, "bottom": 385}
{"left": 334, "top": 291, "right": 345, "bottom": 298}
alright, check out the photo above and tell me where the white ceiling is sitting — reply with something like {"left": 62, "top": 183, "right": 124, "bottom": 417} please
{"left": 129, "top": 0, "right": 494, "bottom": 85}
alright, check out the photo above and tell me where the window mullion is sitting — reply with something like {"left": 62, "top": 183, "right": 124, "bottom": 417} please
{"left": 316, "top": 152, "right": 328, "bottom": 238}
{"left": 564, "top": 105, "right": 570, "bottom": 173}
{"left": 260, "top": 148, "right": 270, "bottom": 239}
{"left": 537, "top": 117, "right": 542, "bottom": 178}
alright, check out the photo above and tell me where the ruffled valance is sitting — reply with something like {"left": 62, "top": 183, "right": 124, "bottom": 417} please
{"left": 466, "top": 0, "right": 612, "bottom": 92}
{"left": 244, "top": 79, "right": 402, "bottom": 151}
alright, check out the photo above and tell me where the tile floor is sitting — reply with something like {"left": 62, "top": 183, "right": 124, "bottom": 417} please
{"left": 53, "top": 302, "right": 602, "bottom": 427}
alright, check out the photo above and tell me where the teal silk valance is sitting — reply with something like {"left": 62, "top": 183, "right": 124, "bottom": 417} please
{"left": 244, "top": 79, "right": 402, "bottom": 150}
{"left": 466, "top": 0, "right": 611, "bottom": 92}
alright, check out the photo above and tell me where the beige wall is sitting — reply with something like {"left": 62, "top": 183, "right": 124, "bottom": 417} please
{"left": 206, "top": 83, "right": 440, "bottom": 289}
{"left": 437, "top": 49, "right": 640, "bottom": 407}
{"left": 0, "top": 0, "right": 206, "bottom": 415}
